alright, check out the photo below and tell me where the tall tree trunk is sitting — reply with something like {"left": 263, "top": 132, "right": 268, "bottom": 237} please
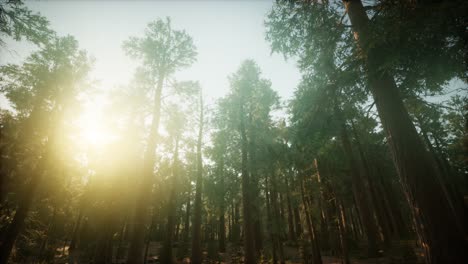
{"left": 127, "top": 73, "right": 165, "bottom": 264}
{"left": 265, "top": 174, "right": 279, "bottom": 264}
{"left": 191, "top": 91, "right": 204, "bottom": 264}
{"left": 344, "top": 1, "right": 467, "bottom": 262}
{"left": 143, "top": 217, "right": 155, "bottom": 264}
{"left": 248, "top": 113, "right": 262, "bottom": 256}
{"left": 116, "top": 217, "right": 127, "bottom": 260}
{"left": 184, "top": 189, "right": 191, "bottom": 243}
{"left": 336, "top": 198, "right": 351, "bottom": 264}
{"left": 271, "top": 171, "right": 285, "bottom": 264}
{"left": 418, "top": 121, "right": 466, "bottom": 224}
{"left": 0, "top": 165, "right": 44, "bottom": 264}
{"left": 339, "top": 121, "right": 379, "bottom": 256}
{"left": 161, "top": 137, "right": 180, "bottom": 264}
{"left": 285, "top": 176, "right": 297, "bottom": 242}
{"left": 219, "top": 157, "right": 226, "bottom": 253}
{"left": 300, "top": 172, "right": 322, "bottom": 264}
{"left": 351, "top": 121, "right": 392, "bottom": 245}
{"left": 37, "top": 206, "right": 57, "bottom": 263}
{"left": 293, "top": 206, "right": 302, "bottom": 239}
{"left": 229, "top": 199, "right": 233, "bottom": 242}
{"left": 314, "top": 159, "right": 330, "bottom": 251}
{"left": 239, "top": 92, "right": 256, "bottom": 264}
{"left": 94, "top": 215, "right": 114, "bottom": 264}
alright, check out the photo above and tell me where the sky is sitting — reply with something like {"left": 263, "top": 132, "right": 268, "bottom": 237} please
{"left": 0, "top": 0, "right": 301, "bottom": 109}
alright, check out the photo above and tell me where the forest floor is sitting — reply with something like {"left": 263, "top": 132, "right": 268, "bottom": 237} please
{"left": 52, "top": 241, "right": 421, "bottom": 264}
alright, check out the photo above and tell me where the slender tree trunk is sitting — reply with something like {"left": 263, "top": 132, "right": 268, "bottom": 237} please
{"left": 248, "top": 114, "right": 262, "bottom": 256}
{"left": 0, "top": 167, "right": 44, "bottom": 264}
{"left": 127, "top": 73, "right": 165, "bottom": 264}
{"left": 143, "top": 218, "right": 154, "bottom": 264}
{"left": 229, "top": 199, "right": 234, "bottom": 242}
{"left": 351, "top": 121, "right": 392, "bottom": 245}
{"left": 37, "top": 206, "right": 57, "bottom": 263}
{"left": 348, "top": 206, "right": 359, "bottom": 241}
{"left": 339, "top": 121, "right": 379, "bottom": 256}
{"left": 293, "top": 206, "right": 302, "bottom": 239}
{"left": 191, "top": 91, "right": 204, "bottom": 264}
{"left": 314, "top": 159, "right": 330, "bottom": 251}
{"left": 184, "top": 190, "right": 191, "bottom": 243}
{"left": 161, "top": 138, "right": 180, "bottom": 264}
{"left": 336, "top": 199, "right": 350, "bottom": 264}
{"left": 271, "top": 171, "right": 285, "bottom": 264}
{"left": 233, "top": 201, "right": 241, "bottom": 243}
{"left": 265, "top": 174, "right": 278, "bottom": 264}
{"left": 419, "top": 122, "right": 466, "bottom": 224}
{"left": 94, "top": 215, "right": 114, "bottom": 264}
{"left": 239, "top": 92, "right": 256, "bottom": 264}
{"left": 285, "top": 177, "right": 297, "bottom": 242}
{"left": 344, "top": 1, "right": 467, "bottom": 262}
{"left": 116, "top": 218, "right": 127, "bottom": 260}
{"left": 300, "top": 172, "right": 322, "bottom": 264}
{"left": 219, "top": 157, "right": 226, "bottom": 253}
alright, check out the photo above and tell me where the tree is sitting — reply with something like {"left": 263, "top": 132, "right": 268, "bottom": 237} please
{"left": 122, "top": 17, "right": 197, "bottom": 264}
{"left": 343, "top": 1, "right": 467, "bottom": 262}
{"left": 266, "top": 1, "right": 468, "bottom": 262}
{"left": 0, "top": 35, "right": 92, "bottom": 263}
{"left": 0, "top": 0, "right": 54, "bottom": 47}
{"left": 191, "top": 88, "right": 204, "bottom": 264}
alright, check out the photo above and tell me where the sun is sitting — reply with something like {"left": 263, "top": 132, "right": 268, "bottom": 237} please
{"left": 76, "top": 96, "right": 116, "bottom": 147}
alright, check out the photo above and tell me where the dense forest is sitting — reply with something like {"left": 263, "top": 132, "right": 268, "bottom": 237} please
{"left": 0, "top": 0, "right": 467, "bottom": 264}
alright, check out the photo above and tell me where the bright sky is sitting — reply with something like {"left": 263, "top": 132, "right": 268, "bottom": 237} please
{"left": 0, "top": 1, "right": 301, "bottom": 108}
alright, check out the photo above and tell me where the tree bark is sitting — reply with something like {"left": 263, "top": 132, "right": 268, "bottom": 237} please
{"left": 219, "top": 157, "right": 226, "bottom": 253}
{"left": 239, "top": 91, "right": 256, "bottom": 264}
{"left": 351, "top": 121, "right": 392, "bottom": 245}
{"left": 339, "top": 121, "right": 379, "bottom": 256}
{"left": 127, "top": 73, "right": 165, "bottom": 264}
{"left": 161, "top": 137, "right": 180, "bottom": 264}
{"left": 271, "top": 171, "right": 285, "bottom": 264}
{"left": 300, "top": 172, "right": 322, "bottom": 264}
{"left": 285, "top": 176, "right": 297, "bottom": 241}
{"left": 0, "top": 163, "right": 45, "bottom": 264}
{"left": 183, "top": 190, "right": 191, "bottom": 243}
{"left": 336, "top": 199, "right": 351, "bottom": 264}
{"left": 191, "top": 91, "right": 204, "bottom": 264}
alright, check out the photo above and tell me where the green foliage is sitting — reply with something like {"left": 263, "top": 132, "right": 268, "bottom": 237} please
{"left": 123, "top": 17, "right": 197, "bottom": 78}
{"left": 0, "top": 0, "right": 54, "bottom": 46}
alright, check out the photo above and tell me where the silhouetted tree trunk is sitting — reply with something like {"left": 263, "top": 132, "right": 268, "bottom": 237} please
{"left": 265, "top": 174, "right": 276, "bottom": 263}
{"left": 116, "top": 217, "right": 127, "bottom": 260}
{"left": 314, "top": 159, "right": 330, "bottom": 251}
{"left": 94, "top": 214, "right": 114, "bottom": 264}
{"left": 336, "top": 198, "right": 350, "bottom": 264}
{"left": 285, "top": 176, "right": 296, "bottom": 241}
{"left": 300, "top": 172, "right": 322, "bottom": 264}
{"left": 239, "top": 90, "right": 256, "bottom": 264}
{"left": 37, "top": 206, "right": 57, "bottom": 263}
{"left": 350, "top": 121, "right": 392, "bottom": 245}
{"left": 339, "top": 121, "right": 379, "bottom": 257}
{"left": 271, "top": 171, "right": 285, "bottom": 264}
{"left": 143, "top": 217, "right": 155, "bottom": 264}
{"left": 293, "top": 206, "right": 302, "bottom": 239}
{"left": 161, "top": 137, "right": 180, "bottom": 264}
{"left": 219, "top": 156, "right": 226, "bottom": 253}
{"left": 184, "top": 189, "right": 191, "bottom": 243}
{"left": 248, "top": 113, "right": 262, "bottom": 256}
{"left": 127, "top": 72, "right": 165, "bottom": 264}
{"left": 191, "top": 91, "right": 204, "bottom": 264}
{"left": 0, "top": 161, "right": 45, "bottom": 264}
